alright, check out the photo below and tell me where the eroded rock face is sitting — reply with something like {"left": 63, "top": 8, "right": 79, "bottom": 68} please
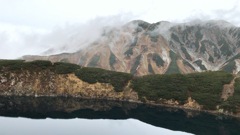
{"left": 183, "top": 97, "right": 202, "bottom": 110}
{"left": 23, "top": 20, "right": 240, "bottom": 75}
{"left": 0, "top": 70, "right": 138, "bottom": 101}
{"left": 1, "top": 67, "right": 240, "bottom": 117}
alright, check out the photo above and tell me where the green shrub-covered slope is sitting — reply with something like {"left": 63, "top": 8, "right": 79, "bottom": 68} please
{"left": 0, "top": 60, "right": 132, "bottom": 92}
{"left": 0, "top": 60, "right": 237, "bottom": 111}
{"left": 132, "top": 72, "right": 233, "bottom": 110}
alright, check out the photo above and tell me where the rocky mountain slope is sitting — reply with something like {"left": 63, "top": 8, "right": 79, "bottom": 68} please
{"left": 23, "top": 20, "right": 240, "bottom": 75}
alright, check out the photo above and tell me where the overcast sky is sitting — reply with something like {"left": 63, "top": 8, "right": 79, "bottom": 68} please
{"left": 0, "top": 0, "right": 240, "bottom": 59}
{"left": 0, "top": 117, "right": 193, "bottom": 135}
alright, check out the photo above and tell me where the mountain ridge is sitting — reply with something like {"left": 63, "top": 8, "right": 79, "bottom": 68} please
{"left": 22, "top": 20, "right": 240, "bottom": 75}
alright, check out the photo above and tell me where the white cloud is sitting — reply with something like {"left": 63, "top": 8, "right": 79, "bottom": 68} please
{"left": 0, "top": 0, "right": 240, "bottom": 59}
{"left": 0, "top": 14, "right": 134, "bottom": 59}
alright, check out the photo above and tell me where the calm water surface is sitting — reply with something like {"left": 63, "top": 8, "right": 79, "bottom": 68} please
{"left": 0, "top": 97, "right": 239, "bottom": 135}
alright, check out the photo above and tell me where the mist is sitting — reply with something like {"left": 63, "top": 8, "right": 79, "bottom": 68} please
{"left": 0, "top": 15, "right": 133, "bottom": 59}
{"left": 1, "top": 0, "right": 240, "bottom": 59}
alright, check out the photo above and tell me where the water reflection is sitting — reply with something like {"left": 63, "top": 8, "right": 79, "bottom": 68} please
{"left": 0, "top": 97, "right": 239, "bottom": 135}
{"left": 0, "top": 117, "right": 191, "bottom": 135}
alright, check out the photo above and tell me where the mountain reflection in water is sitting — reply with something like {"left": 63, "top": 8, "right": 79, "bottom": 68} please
{"left": 0, "top": 97, "right": 239, "bottom": 135}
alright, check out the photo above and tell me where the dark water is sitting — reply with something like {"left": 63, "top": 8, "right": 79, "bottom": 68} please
{"left": 0, "top": 97, "right": 239, "bottom": 135}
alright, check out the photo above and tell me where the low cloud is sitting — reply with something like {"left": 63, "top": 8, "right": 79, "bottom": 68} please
{"left": 0, "top": 14, "right": 134, "bottom": 59}
{"left": 181, "top": 1, "right": 240, "bottom": 26}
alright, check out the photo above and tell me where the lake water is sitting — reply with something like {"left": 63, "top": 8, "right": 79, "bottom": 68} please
{"left": 0, "top": 97, "right": 239, "bottom": 135}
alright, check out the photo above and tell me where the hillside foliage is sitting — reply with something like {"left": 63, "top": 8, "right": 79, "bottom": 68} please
{"left": 131, "top": 71, "right": 233, "bottom": 109}
{"left": 0, "top": 60, "right": 237, "bottom": 111}
{"left": 75, "top": 67, "right": 133, "bottom": 92}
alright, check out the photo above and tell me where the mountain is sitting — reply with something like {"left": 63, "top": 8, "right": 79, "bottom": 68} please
{"left": 22, "top": 20, "right": 240, "bottom": 75}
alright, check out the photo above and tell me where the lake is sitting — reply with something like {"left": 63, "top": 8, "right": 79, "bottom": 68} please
{"left": 0, "top": 97, "right": 239, "bottom": 135}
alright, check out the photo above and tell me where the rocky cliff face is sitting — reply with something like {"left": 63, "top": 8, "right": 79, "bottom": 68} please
{"left": 22, "top": 20, "right": 240, "bottom": 75}
{"left": 0, "top": 69, "right": 138, "bottom": 101}
{"left": 1, "top": 65, "right": 240, "bottom": 116}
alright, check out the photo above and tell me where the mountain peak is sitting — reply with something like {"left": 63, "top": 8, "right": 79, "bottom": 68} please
{"left": 22, "top": 19, "right": 240, "bottom": 75}
{"left": 204, "top": 20, "right": 235, "bottom": 27}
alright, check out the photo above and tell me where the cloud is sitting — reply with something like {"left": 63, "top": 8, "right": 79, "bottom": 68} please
{"left": 0, "top": 14, "right": 135, "bottom": 59}
{"left": 211, "top": 2, "right": 240, "bottom": 26}
{"left": 1, "top": 0, "right": 240, "bottom": 59}
{"left": 179, "top": 0, "right": 240, "bottom": 26}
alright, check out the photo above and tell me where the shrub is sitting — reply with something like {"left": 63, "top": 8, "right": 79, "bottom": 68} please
{"left": 165, "top": 51, "right": 180, "bottom": 74}
{"left": 0, "top": 60, "right": 25, "bottom": 70}
{"left": 131, "top": 71, "right": 233, "bottom": 110}
{"left": 220, "top": 78, "right": 240, "bottom": 112}
{"left": 53, "top": 62, "right": 81, "bottom": 74}
{"left": 75, "top": 67, "right": 133, "bottom": 92}
{"left": 23, "top": 60, "right": 52, "bottom": 70}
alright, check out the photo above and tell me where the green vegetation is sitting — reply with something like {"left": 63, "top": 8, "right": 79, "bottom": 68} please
{"left": 0, "top": 60, "right": 25, "bottom": 70}
{"left": 147, "top": 32, "right": 159, "bottom": 42}
{"left": 183, "top": 60, "right": 195, "bottom": 70}
{"left": 137, "top": 21, "right": 150, "bottom": 30}
{"left": 225, "top": 54, "right": 240, "bottom": 63}
{"left": 0, "top": 60, "right": 52, "bottom": 71}
{"left": 233, "top": 78, "right": 240, "bottom": 103}
{"left": 135, "top": 27, "right": 143, "bottom": 33}
{"left": 165, "top": 51, "right": 180, "bottom": 74}
{"left": 171, "top": 33, "right": 181, "bottom": 44}
{"left": 148, "top": 64, "right": 154, "bottom": 74}
{"left": 131, "top": 71, "right": 233, "bottom": 109}
{"left": 214, "top": 49, "right": 221, "bottom": 59}
{"left": 200, "top": 44, "right": 206, "bottom": 54}
{"left": 150, "top": 35, "right": 158, "bottom": 42}
{"left": 53, "top": 62, "right": 81, "bottom": 74}
{"left": 0, "top": 60, "right": 132, "bottom": 92}
{"left": 130, "top": 55, "right": 141, "bottom": 74}
{"left": 132, "top": 74, "right": 189, "bottom": 102}
{"left": 124, "top": 48, "right": 133, "bottom": 57}
{"left": 195, "top": 29, "right": 203, "bottom": 40}
{"left": 147, "top": 22, "right": 160, "bottom": 31}
{"left": 78, "top": 55, "right": 87, "bottom": 65}
{"left": 218, "top": 38, "right": 232, "bottom": 56}
{"left": 220, "top": 78, "right": 240, "bottom": 112}
{"left": 87, "top": 55, "right": 100, "bottom": 67}
{"left": 194, "top": 60, "right": 207, "bottom": 70}
{"left": 75, "top": 67, "right": 133, "bottom": 92}
{"left": 181, "top": 47, "right": 192, "bottom": 61}
{"left": 152, "top": 53, "right": 164, "bottom": 67}
{"left": 194, "top": 41, "right": 200, "bottom": 52}
{"left": 124, "top": 37, "right": 138, "bottom": 57}
{"left": 222, "top": 61, "right": 236, "bottom": 73}
{"left": 109, "top": 52, "right": 116, "bottom": 69}
{"left": 22, "top": 60, "right": 52, "bottom": 70}
{"left": 1, "top": 59, "right": 238, "bottom": 112}
{"left": 208, "top": 55, "right": 214, "bottom": 63}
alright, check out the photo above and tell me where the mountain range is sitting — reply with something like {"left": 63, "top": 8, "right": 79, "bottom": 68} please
{"left": 23, "top": 20, "right": 240, "bottom": 75}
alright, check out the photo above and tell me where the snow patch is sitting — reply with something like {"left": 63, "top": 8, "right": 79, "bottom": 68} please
{"left": 161, "top": 48, "right": 170, "bottom": 64}
{"left": 235, "top": 60, "right": 240, "bottom": 74}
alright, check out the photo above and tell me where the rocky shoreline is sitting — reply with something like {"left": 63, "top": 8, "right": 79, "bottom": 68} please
{"left": 1, "top": 60, "right": 240, "bottom": 119}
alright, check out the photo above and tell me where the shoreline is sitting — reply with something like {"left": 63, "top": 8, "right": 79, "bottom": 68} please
{"left": 1, "top": 95, "right": 239, "bottom": 119}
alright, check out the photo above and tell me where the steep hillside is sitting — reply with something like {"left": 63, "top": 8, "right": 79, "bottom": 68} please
{"left": 1, "top": 60, "right": 240, "bottom": 116}
{"left": 23, "top": 20, "right": 240, "bottom": 75}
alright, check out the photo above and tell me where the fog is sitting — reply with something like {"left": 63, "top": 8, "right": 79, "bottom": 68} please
{"left": 0, "top": 15, "right": 133, "bottom": 59}
{"left": 0, "top": 0, "right": 240, "bottom": 59}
